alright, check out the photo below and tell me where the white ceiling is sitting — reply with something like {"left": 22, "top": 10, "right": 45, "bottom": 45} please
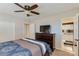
{"left": 0, "top": 3, "right": 79, "bottom": 20}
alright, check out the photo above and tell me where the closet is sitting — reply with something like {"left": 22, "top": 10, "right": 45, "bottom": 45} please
{"left": 61, "top": 17, "right": 75, "bottom": 54}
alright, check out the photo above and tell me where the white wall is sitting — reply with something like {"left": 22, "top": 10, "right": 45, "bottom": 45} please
{"left": 15, "top": 19, "right": 25, "bottom": 39}
{"left": 0, "top": 13, "right": 25, "bottom": 42}
{"left": 0, "top": 21, "right": 15, "bottom": 42}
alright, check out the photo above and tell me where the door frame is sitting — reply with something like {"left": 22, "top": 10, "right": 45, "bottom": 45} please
{"left": 73, "top": 14, "right": 79, "bottom": 56}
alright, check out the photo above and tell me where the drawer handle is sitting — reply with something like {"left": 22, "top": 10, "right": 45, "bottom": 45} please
{"left": 75, "top": 39, "right": 79, "bottom": 41}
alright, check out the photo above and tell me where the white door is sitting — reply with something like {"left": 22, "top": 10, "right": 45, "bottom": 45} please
{"left": 73, "top": 14, "right": 79, "bottom": 56}
{"left": 24, "top": 24, "right": 30, "bottom": 38}
{"left": 24, "top": 24, "right": 36, "bottom": 39}
{"left": 29, "top": 24, "right": 36, "bottom": 39}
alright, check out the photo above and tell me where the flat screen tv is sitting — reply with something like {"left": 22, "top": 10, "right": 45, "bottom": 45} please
{"left": 40, "top": 25, "right": 50, "bottom": 33}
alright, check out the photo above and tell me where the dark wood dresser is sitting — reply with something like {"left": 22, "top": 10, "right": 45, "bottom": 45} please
{"left": 35, "top": 33, "right": 55, "bottom": 51}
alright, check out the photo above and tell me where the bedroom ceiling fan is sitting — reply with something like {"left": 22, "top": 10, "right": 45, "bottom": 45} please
{"left": 14, "top": 3, "right": 40, "bottom": 17}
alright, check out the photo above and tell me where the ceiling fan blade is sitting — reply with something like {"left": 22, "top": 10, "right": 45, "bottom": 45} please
{"left": 14, "top": 10, "right": 24, "bottom": 12}
{"left": 31, "top": 11, "right": 39, "bottom": 15}
{"left": 14, "top": 3, "right": 26, "bottom": 10}
{"left": 30, "top": 4, "right": 38, "bottom": 10}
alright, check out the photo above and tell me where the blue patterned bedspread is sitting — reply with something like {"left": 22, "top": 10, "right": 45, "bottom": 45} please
{"left": 0, "top": 41, "right": 32, "bottom": 56}
{"left": 26, "top": 38, "right": 52, "bottom": 55}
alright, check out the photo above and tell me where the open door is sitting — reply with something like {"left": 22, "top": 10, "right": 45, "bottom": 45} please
{"left": 73, "top": 14, "right": 79, "bottom": 56}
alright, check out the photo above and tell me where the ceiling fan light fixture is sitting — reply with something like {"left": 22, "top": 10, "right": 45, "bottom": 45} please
{"left": 25, "top": 11, "right": 32, "bottom": 16}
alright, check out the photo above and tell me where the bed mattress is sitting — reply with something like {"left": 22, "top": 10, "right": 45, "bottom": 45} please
{"left": 0, "top": 39, "right": 52, "bottom": 56}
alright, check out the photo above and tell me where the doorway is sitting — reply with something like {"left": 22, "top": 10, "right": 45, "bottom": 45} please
{"left": 61, "top": 16, "right": 79, "bottom": 56}
{"left": 61, "top": 14, "right": 79, "bottom": 56}
{"left": 24, "top": 24, "right": 30, "bottom": 38}
{"left": 24, "top": 23, "right": 36, "bottom": 39}
{"left": 61, "top": 22, "right": 74, "bottom": 54}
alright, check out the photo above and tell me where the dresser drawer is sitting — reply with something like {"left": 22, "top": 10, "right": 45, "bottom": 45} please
{"left": 35, "top": 33, "right": 55, "bottom": 51}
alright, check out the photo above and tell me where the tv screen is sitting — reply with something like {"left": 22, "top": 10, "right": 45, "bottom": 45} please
{"left": 40, "top": 25, "right": 50, "bottom": 33}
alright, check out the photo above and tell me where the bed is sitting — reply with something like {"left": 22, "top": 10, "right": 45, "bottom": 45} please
{"left": 0, "top": 38, "right": 52, "bottom": 56}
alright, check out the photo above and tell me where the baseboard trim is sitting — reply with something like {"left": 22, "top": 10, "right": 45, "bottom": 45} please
{"left": 53, "top": 47, "right": 60, "bottom": 50}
